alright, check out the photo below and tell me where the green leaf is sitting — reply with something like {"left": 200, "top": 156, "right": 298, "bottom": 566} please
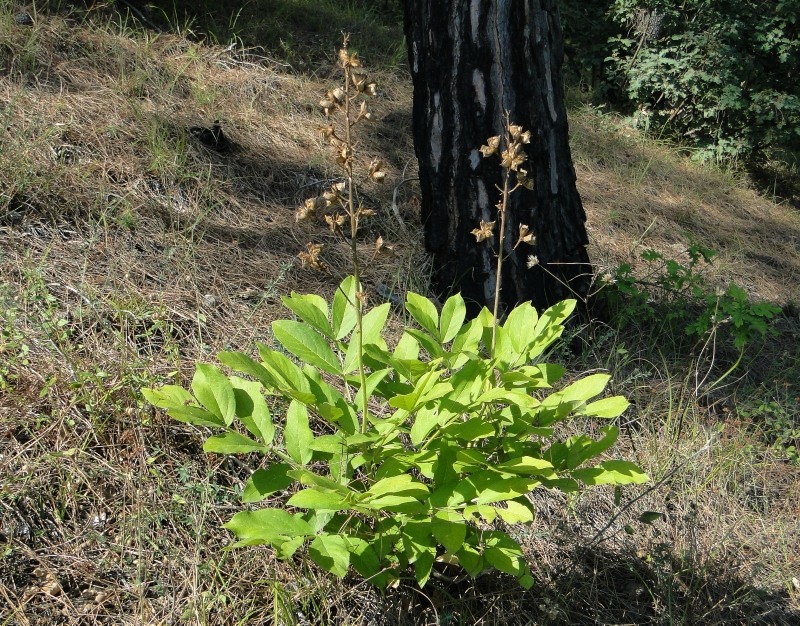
{"left": 476, "top": 307, "right": 495, "bottom": 352}
{"left": 406, "top": 291, "right": 440, "bottom": 338}
{"left": 502, "top": 364, "right": 565, "bottom": 389}
{"left": 393, "top": 332, "right": 420, "bottom": 361}
{"left": 484, "top": 543, "right": 526, "bottom": 578}
{"left": 560, "top": 373, "right": 610, "bottom": 403}
{"left": 401, "top": 521, "right": 436, "bottom": 561}
{"left": 306, "top": 376, "right": 358, "bottom": 435}
{"left": 332, "top": 276, "right": 359, "bottom": 340}
{"left": 224, "top": 509, "right": 312, "bottom": 547}
{"left": 439, "top": 293, "right": 467, "bottom": 343}
{"left": 389, "top": 368, "right": 445, "bottom": 413}
{"left": 242, "top": 464, "right": 294, "bottom": 502}
{"left": 282, "top": 291, "right": 333, "bottom": 339}
{"left": 504, "top": 301, "right": 539, "bottom": 357}
{"left": 285, "top": 400, "right": 314, "bottom": 464}
{"left": 495, "top": 456, "right": 556, "bottom": 476}
{"left": 404, "top": 328, "right": 445, "bottom": 360}
{"left": 308, "top": 433, "right": 347, "bottom": 455}
{"left": 639, "top": 511, "right": 663, "bottom": 524}
{"left": 203, "top": 431, "right": 268, "bottom": 454}
{"left": 440, "top": 417, "right": 495, "bottom": 441}
{"left": 367, "top": 474, "right": 430, "bottom": 499}
{"left": 572, "top": 460, "right": 649, "bottom": 486}
{"left": 142, "top": 385, "right": 193, "bottom": 409}
{"left": 464, "top": 504, "right": 497, "bottom": 523}
{"left": 143, "top": 386, "right": 225, "bottom": 428}
{"left": 309, "top": 534, "right": 351, "bottom": 578}
{"left": 287, "top": 488, "right": 349, "bottom": 511}
{"left": 293, "top": 468, "right": 353, "bottom": 493}
{"left": 354, "top": 369, "right": 391, "bottom": 414}
{"left": 431, "top": 513, "right": 467, "bottom": 555}
{"left": 535, "top": 396, "right": 584, "bottom": 428}
{"left": 414, "top": 551, "right": 435, "bottom": 587}
{"left": 583, "top": 396, "right": 630, "bottom": 418}
{"left": 474, "top": 387, "right": 539, "bottom": 408}
{"left": 408, "top": 406, "right": 440, "bottom": 446}
{"left": 362, "top": 494, "right": 428, "bottom": 514}
{"left": 342, "top": 303, "right": 391, "bottom": 374}
{"left": 192, "top": 363, "right": 236, "bottom": 426}
{"left": 272, "top": 320, "right": 341, "bottom": 375}
{"left": 491, "top": 324, "right": 513, "bottom": 366}
{"left": 495, "top": 500, "right": 535, "bottom": 524}
{"left": 450, "top": 317, "right": 483, "bottom": 357}
{"left": 218, "top": 351, "right": 276, "bottom": 388}
{"left": 162, "top": 404, "right": 226, "bottom": 428}
{"left": 230, "top": 377, "right": 274, "bottom": 444}
{"left": 256, "top": 346, "right": 315, "bottom": 403}
{"left": 274, "top": 536, "right": 305, "bottom": 560}
{"left": 361, "top": 302, "right": 391, "bottom": 344}
{"left": 468, "top": 471, "right": 539, "bottom": 505}
{"left": 568, "top": 427, "right": 620, "bottom": 469}
{"left": 456, "top": 545, "right": 484, "bottom": 577}
{"left": 528, "top": 299, "right": 575, "bottom": 358}
{"left": 345, "top": 537, "right": 387, "bottom": 586}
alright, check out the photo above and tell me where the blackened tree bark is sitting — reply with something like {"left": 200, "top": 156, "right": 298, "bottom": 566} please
{"left": 403, "top": 0, "right": 592, "bottom": 317}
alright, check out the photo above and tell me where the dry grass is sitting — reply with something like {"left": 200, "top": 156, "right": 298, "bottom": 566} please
{"left": 1, "top": 4, "right": 799, "bottom": 625}
{"left": 571, "top": 105, "right": 800, "bottom": 306}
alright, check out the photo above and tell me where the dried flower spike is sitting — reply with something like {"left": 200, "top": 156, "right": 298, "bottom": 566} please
{"left": 298, "top": 242, "right": 328, "bottom": 271}
{"left": 374, "top": 235, "right": 395, "bottom": 257}
{"left": 369, "top": 158, "right": 386, "bottom": 183}
{"left": 296, "top": 196, "right": 327, "bottom": 222}
{"left": 516, "top": 169, "right": 534, "bottom": 190}
{"left": 325, "top": 213, "right": 346, "bottom": 232}
{"left": 471, "top": 220, "right": 495, "bottom": 242}
{"left": 515, "top": 224, "right": 535, "bottom": 248}
{"left": 500, "top": 144, "right": 526, "bottom": 171}
{"left": 480, "top": 136, "right": 501, "bottom": 158}
{"left": 318, "top": 124, "right": 336, "bottom": 142}
{"left": 338, "top": 48, "right": 361, "bottom": 69}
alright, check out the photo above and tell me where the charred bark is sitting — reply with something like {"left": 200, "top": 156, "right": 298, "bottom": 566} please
{"left": 403, "top": 0, "right": 592, "bottom": 317}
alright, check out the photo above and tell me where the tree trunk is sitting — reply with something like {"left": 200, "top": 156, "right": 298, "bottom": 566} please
{"left": 403, "top": 0, "right": 592, "bottom": 317}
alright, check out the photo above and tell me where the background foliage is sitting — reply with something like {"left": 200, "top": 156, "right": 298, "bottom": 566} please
{"left": 562, "top": 0, "right": 800, "bottom": 177}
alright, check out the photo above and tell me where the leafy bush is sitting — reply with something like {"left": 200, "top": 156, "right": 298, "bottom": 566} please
{"left": 600, "top": 241, "right": 781, "bottom": 349}
{"left": 739, "top": 396, "right": 800, "bottom": 463}
{"left": 144, "top": 278, "right": 647, "bottom": 587}
{"left": 605, "top": 0, "right": 800, "bottom": 165}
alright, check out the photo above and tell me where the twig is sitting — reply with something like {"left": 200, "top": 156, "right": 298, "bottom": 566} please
{"left": 585, "top": 432, "right": 716, "bottom": 548}
{"left": 390, "top": 162, "right": 418, "bottom": 235}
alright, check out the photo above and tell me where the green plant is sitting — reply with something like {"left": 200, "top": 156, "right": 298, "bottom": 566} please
{"left": 739, "top": 395, "right": 800, "bottom": 462}
{"left": 600, "top": 241, "right": 781, "bottom": 349}
{"left": 144, "top": 276, "right": 648, "bottom": 588}
{"left": 144, "top": 38, "right": 647, "bottom": 589}
{"left": 605, "top": 0, "right": 800, "bottom": 167}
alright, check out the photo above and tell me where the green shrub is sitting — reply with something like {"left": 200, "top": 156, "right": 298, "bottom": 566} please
{"left": 600, "top": 241, "right": 781, "bottom": 350}
{"left": 605, "top": 0, "right": 800, "bottom": 165}
{"left": 144, "top": 277, "right": 647, "bottom": 587}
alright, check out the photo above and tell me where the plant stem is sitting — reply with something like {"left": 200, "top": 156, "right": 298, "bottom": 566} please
{"left": 342, "top": 62, "right": 370, "bottom": 434}
{"left": 491, "top": 168, "right": 512, "bottom": 353}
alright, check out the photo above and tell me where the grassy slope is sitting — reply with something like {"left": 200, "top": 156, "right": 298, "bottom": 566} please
{"left": 1, "top": 3, "right": 798, "bottom": 625}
